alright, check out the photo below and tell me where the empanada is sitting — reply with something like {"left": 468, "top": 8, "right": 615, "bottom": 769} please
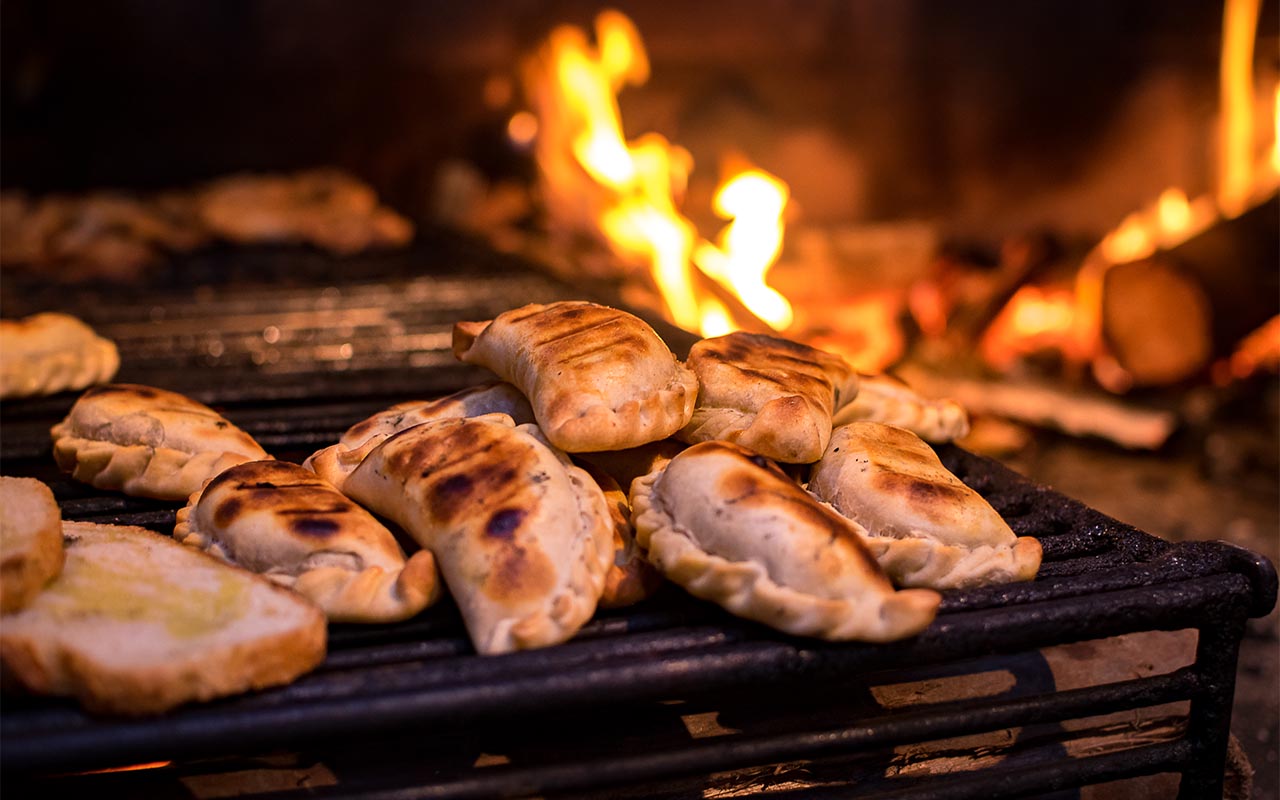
{"left": 175, "top": 460, "right": 439, "bottom": 623}
{"left": 1, "top": 312, "right": 119, "bottom": 399}
{"left": 808, "top": 422, "right": 1041, "bottom": 589}
{"left": 51, "top": 384, "right": 269, "bottom": 501}
{"left": 678, "top": 332, "right": 859, "bottom": 463}
{"left": 831, "top": 373, "right": 969, "bottom": 443}
{"left": 577, "top": 462, "right": 662, "bottom": 609}
{"left": 631, "top": 441, "right": 939, "bottom": 642}
{"left": 304, "top": 382, "right": 534, "bottom": 489}
{"left": 453, "top": 302, "right": 698, "bottom": 452}
{"left": 341, "top": 416, "right": 613, "bottom": 654}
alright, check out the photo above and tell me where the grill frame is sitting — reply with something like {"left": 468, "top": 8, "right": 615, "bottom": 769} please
{"left": 1, "top": 237, "right": 1275, "bottom": 799}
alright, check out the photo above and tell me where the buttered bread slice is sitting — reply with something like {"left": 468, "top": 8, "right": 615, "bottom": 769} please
{"left": 0, "top": 521, "right": 326, "bottom": 715}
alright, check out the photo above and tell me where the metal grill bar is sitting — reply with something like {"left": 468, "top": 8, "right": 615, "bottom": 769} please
{"left": 259, "top": 671, "right": 1196, "bottom": 800}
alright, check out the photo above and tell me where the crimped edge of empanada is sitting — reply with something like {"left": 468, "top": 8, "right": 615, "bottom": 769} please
{"left": 631, "top": 470, "right": 938, "bottom": 643}
{"left": 1, "top": 338, "right": 119, "bottom": 399}
{"left": 856, "top": 531, "right": 1042, "bottom": 590}
{"left": 832, "top": 377, "right": 969, "bottom": 443}
{"left": 302, "top": 434, "right": 389, "bottom": 493}
{"left": 174, "top": 488, "right": 440, "bottom": 624}
{"left": 545, "top": 369, "right": 698, "bottom": 452}
{"left": 50, "top": 433, "right": 261, "bottom": 502}
{"left": 679, "top": 394, "right": 829, "bottom": 464}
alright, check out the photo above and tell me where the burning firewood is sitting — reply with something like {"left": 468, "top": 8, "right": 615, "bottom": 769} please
{"left": 1100, "top": 256, "right": 1213, "bottom": 387}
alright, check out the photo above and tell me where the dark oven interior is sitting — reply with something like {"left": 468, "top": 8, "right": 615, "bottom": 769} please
{"left": 2, "top": 2, "right": 1278, "bottom": 798}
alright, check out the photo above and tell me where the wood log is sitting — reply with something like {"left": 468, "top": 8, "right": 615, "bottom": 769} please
{"left": 896, "top": 365, "right": 1178, "bottom": 450}
{"left": 1101, "top": 256, "right": 1212, "bottom": 386}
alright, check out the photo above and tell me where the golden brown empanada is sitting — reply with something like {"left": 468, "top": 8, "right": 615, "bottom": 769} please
{"left": 453, "top": 301, "right": 698, "bottom": 452}
{"left": 304, "top": 382, "right": 534, "bottom": 489}
{"left": 51, "top": 384, "right": 268, "bottom": 501}
{"left": 1, "top": 312, "right": 119, "bottom": 399}
{"left": 631, "top": 441, "right": 939, "bottom": 642}
{"left": 808, "top": 422, "right": 1040, "bottom": 589}
{"left": 340, "top": 416, "right": 613, "bottom": 655}
{"left": 175, "top": 460, "right": 439, "bottom": 623}
{"left": 678, "top": 332, "right": 859, "bottom": 464}
{"left": 576, "top": 461, "right": 662, "bottom": 609}
{"left": 831, "top": 373, "right": 969, "bottom": 443}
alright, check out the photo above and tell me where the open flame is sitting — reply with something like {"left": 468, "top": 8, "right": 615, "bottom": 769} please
{"left": 694, "top": 168, "right": 794, "bottom": 331}
{"left": 982, "top": 0, "right": 1279, "bottom": 388}
{"left": 520, "top": 9, "right": 790, "bottom": 338}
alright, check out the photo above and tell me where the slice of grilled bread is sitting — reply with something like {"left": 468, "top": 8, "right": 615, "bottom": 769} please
{"left": 0, "top": 477, "right": 65, "bottom": 613}
{"left": 0, "top": 521, "right": 326, "bottom": 714}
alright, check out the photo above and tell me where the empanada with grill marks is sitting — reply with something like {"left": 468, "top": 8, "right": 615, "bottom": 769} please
{"left": 678, "top": 332, "right": 859, "bottom": 464}
{"left": 808, "top": 422, "right": 1040, "bottom": 589}
{"left": 452, "top": 302, "right": 697, "bottom": 452}
{"left": 304, "top": 382, "right": 534, "bottom": 489}
{"left": 51, "top": 384, "right": 268, "bottom": 501}
{"left": 631, "top": 440, "right": 939, "bottom": 642}
{"left": 831, "top": 373, "right": 969, "bottom": 443}
{"left": 341, "top": 416, "right": 613, "bottom": 655}
{"left": 175, "top": 460, "right": 439, "bottom": 623}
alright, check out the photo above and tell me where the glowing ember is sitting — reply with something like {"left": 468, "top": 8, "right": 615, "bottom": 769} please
{"left": 76, "top": 761, "right": 172, "bottom": 775}
{"left": 1215, "top": 314, "right": 1280, "bottom": 384}
{"left": 694, "top": 168, "right": 794, "bottom": 330}
{"left": 980, "top": 286, "right": 1081, "bottom": 372}
{"left": 806, "top": 293, "right": 905, "bottom": 373}
{"left": 507, "top": 112, "right": 538, "bottom": 149}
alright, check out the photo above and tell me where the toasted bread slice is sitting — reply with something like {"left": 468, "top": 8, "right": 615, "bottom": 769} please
{"left": 0, "top": 521, "right": 326, "bottom": 715}
{"left": 0, "top": 477, "right": 65, "bottom": 613}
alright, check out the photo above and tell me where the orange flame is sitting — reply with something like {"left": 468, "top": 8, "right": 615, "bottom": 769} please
{"left": 522, "top": 12, "right": 704, "bottom": 330}
{"left": 1272, "top": 81, "right": 1280, "bottom": 173}
{"left": 694, "top": 168, "right": 794, "bottom": 330}
{"left": 1214, "top": 314, "right": 1280, "bottom": 384}
{"left": 1022, "top": 0, "right": 1278, "bottom": 389}
{"left": 520, "top": 10, "right": 791, "bottom": 337}
{"left": 1220, "top": 0, "right": 1263, "bottom": 218}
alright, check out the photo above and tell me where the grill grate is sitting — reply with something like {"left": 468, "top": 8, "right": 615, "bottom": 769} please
{"left": 1, "top": 235, "right": 1275, "bottom": 799}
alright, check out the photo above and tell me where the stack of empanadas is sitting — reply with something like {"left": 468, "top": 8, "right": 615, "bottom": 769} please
{"left": 36, "top": 299, "right": 1033, "bottom": 670}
